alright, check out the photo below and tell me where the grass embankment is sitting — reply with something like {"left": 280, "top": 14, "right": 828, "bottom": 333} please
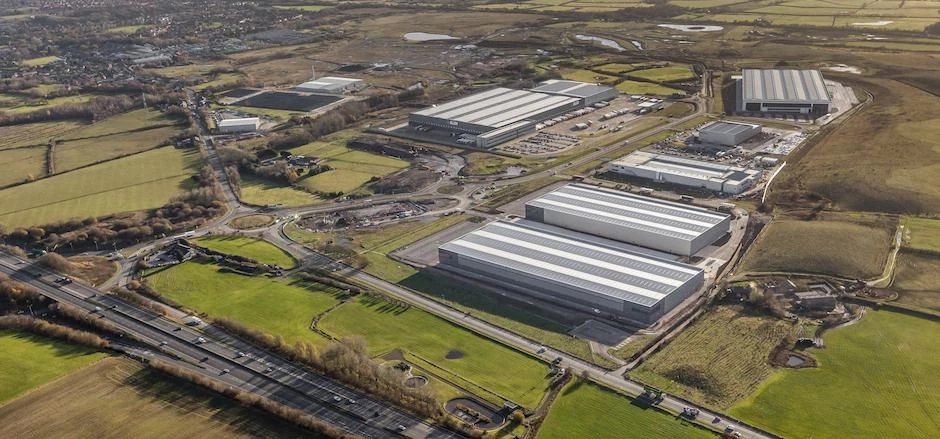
{"left": 145, "top": 261, "right": 341, "bottom": 344}
{"left": 740, "top": 213, "right": 894, "bottom": 279}
{"left": 631, "top": 305, "right": 794, "bottom": 409}
{"left": 229, "top": 214, "right": 275, "bottom": 230}
{"left": 0, "top": 357, "right": 312, "bottom": 438}
{"left": 0, "top": 146, "right": 201, "bottom": 228}
{"left": 538, "top": 381, "right": 715, "bottom": 439}
{"left": 318, "top": 294, "right": 552, "bottom": 408}
{"left": 732, "top": 310, "right": 940, "bottom": 439}
{"left": 193, "top": 236, "right": 296, "bottom": 268}
{"left": 772, "top": 78, "right": 940, "bottom": 215}
{"left": 0, "top": 330, "right": 106, "bottom": 404}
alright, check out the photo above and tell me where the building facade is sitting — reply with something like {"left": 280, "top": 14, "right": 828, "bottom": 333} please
{"left": 739, "top": 69, "right": 831, "bottom": 115}
{"left": 698, "top": 121, "right": 761, "bottom": 146}
{"left": 608, "top": 151, "right": 763, "bottom": 195}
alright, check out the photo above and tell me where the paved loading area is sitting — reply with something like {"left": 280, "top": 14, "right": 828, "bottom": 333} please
{"left": 571, "top": 320, "right": 633, "bottom": 346}
{"left": 392, "top": 219, "right": 485, "bottom": 267}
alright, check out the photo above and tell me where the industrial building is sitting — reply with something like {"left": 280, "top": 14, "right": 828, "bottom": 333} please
{"left": 409, "top": 81, "right": 617, "bottom": 148}
{"left": 697, "top": 121, "right": 761, "bottom": 146}
{"left": 525, "top": 184, "right": 731, "bottom": 256}
{"left": 739, "top": 69, "right": 831, "bottom": 115}
{"left": 216, "top": 117, "right": 260, "bottom": 133}
{"left": 530, "top": 79, "right": 619, "bottom": 107}
{"left": 608, "top": 151, "right": 762, "bottom": 196}
{"left": 295, "top": 76, "right": 365, "bottom": 94}
{"left": 438, "top": 219, "right": 704, "bottom": 324}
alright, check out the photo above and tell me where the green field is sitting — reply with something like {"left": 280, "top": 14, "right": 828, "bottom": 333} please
{"left": 732, "top": 310, "right": 940, "bottom": 438}
{"left": 193, "top": 236, "right": 296, "bottom": 268}
{"left": 631, "top": 305, "right": 794, "bottom": 409}
{"left": 2, "top": 95, "right": 94, "bottom": 114}
{"left": 238, "top": 174, "right": 322, "bottom": 207}
{"left": 593, "top": 63, "right": 637, "bottom": 73}
{"left": 901, "top": 216, "right": 940, "bottom": 253}
{"left": 891, "top": 252, "right": 940, "bottom": 312}
{"left": 194, "top": 73, "right": 245, "bottom": 91}
{"left": 20, "top": 56, "right": 60, "bottom": 67}
{"left": 295, "top": 149, "right": 408, "bottom": 195}
{"left": 0, "top": 357, "right": 311, "bottom": 438}
{"left": 538, "top": 381, "right": 715, "bottom": 439}
{"left": 740, "top": 213, "right": 894, "bottom": 279}
{"left": 773, "top": 79, "right": 940, "bottom": 215}
{"left": 107, "top": 24, "right": 153, "bottom": 33}
{"left": 272, "top": 4, "right": 333, "bottom": 11}
{"left": 0, "top": 330, "right": 107, "bottom": 404}
{"left": 0, "top": 121, "right": 83, "bottom": 150}
{"left": 629, "top": 65, "right": 696, "bottom": 82}
{"left": 146, "top": 261, "right": 340, "bottom": 344}
{"left": 0, "top": 146, "right": 201, "bottom": 228}
{"left": 54, "top": 126, "right": 182, "bottom": 172}
{"left": 319, "top": 295, "right": 552, "bottom": 408}
{"left": 616, "top": 80, "right": 681, "bottom": 95}
{"left": 60, "top": 109, "right": 180, "bottom": 140}
{"left": 0, "top": 145, "right": 46, "bottom": 187}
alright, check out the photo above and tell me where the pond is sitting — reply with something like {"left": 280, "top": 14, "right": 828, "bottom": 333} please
{"left": 657, "top": 24, "right": 724, "bottom": 32}
{"left": 574, "top": 34, "right": 626, "bottom": 52}
{"left": 786, "top": 355, "right": 806, "bottom": 367}
{"left": 404, "top": 32, "right": 459, "bottom": 42}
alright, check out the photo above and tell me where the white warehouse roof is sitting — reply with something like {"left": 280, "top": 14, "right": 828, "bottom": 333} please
{"left": 439, "top": 219, "right": 702, "bottom": 307}
{"left": 611, "top": 151, "right": 761, "bottom": 188}
{"left": 296, "top": 76, "right": 363, "bottom": 91}
{"left": 217, "top": 117, "right": 259, "bottom": 127}
{"left": 699, "top": 121, "right": 760, "bottom": 136}
{"left": 741, "top": 69, "right": 830, "bottom": 104}
{"left": 527, "top": 184, "right": 730, "bottom": 241}
{"left": 411, "top": 87, "right": 580, "bottom": 130}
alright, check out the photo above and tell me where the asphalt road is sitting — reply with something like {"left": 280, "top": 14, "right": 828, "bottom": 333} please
{"left": 0, "top": 253, "right": 460, "bottom": 439}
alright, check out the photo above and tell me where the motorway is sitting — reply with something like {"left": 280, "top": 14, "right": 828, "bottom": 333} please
{"left": 0, "top": 253, "right": 459, "bottom": 439}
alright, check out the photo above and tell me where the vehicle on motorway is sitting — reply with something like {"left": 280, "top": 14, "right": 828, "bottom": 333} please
{"left": 160, "top": 340, "right": 168, "bottom": 346}
{"left": 93, "top": 306, "right": 102, "bottom": 312}
{"left": 195, "top": 337, "right": 206, "bottom": 344}
{"left": 236, "top": 351, "right": 246, "bottom": 358}
{"left": 332, "top": 395, "right": 342, "bottom": 402}
{"left": 221, "top": 368, "right": 230, "bottom": 374}
{"left": 537, "top": 346, "right": 547, "bottom": 353}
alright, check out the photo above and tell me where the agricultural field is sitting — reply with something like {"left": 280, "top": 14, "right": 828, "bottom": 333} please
{"left": 772, "top": 79, "right": 940, "bottom": 215}
{"left": 0, "top": 357, "right": 311, "bottom": 438}
{"left": 732, "top": 310, "right": 940, "bottom": 438}
{"left": 628, "top": 65, "right": 697, "bottom": 82}
{"left": 145, "top": 261, "right": 341, "bottom": 344}
{"left": 237, "top": 175, "right": 322, "bottom": 207}
{"left": 0, "top": 121, "right": 83, "bottom": 149}
{"left": 538, "top": 381, "right": 715, "bottom": 439}
{"left": 20, "top": 56, "right": 60, "bottom": 67}
{"left": 0, "top": 330, "right": 107, "bottom": 404}
{"left": 616, "top": 80, "right": 681, "bottom": 96}
{"left": 0, "top": 145, "right": 46, "bottom": 188}
{"left": 901, "top": 216, "right": 940, "bottom": 253}
{"left": 2, "top": 95, "right": 94, "bottom": 114}
{"left": 54, "top": 126, "right": 182, "bottom": 172}
{"left": 0, "top": 146, "right": 201, "bottom": 228}
{"left": 318, "top": 294, "right": 552, "bottom": 408}
{"left": 740, "top": 213, "right": 895, "bottom": 279}
{"left": 59, "top": 109, "right": 181, "bottom": 140}
{"left": 891, "top": 252, "right": 940, "bottom": 312}
{"left": 631, "top": 305, "right": 794, "bottom": 409}
{"left": 193, "top": 235, "right": 296, "bottom": 268}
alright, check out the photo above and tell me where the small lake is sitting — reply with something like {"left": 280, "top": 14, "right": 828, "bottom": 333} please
{"left": 574, "top": 34, "right": 626, "bottom": 52}
{"left": 658, "top": 24, "right": 724, "bottom": 32}
{"left": 786, "top": 355, "right": 806, "bottom": 367}
{"left": 404, "top": 32, "right": 459, "bottom": 42}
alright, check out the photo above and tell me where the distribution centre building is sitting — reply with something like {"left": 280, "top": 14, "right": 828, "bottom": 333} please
{"left": 525, "top": 184, "right": 731, "bottom": 256}
{"left": 409, "top": 81, "right": 617, "bottom": 148}
{"left": 438, "top": 219, "right": 704, "bottom": 324}
{"left": 697, "top": 120, "right": 761, "bottom": 146}
{"left": 530, "top": 79, "right": 619, "bottom": 107}
{"left": 607, "top": 151, "right": 763, "bottom": 195}
{"left": 738, "top": 69, "right": 831, "bottom": 115}
{"left": 295, "top": 76, "right": 365, "bottom": 94}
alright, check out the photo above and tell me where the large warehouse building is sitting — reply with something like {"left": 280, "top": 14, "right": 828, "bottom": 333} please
{"left": 409, "top": 81, "right": 617, "bottom": 148}
{"left": 525, "top": 184, "right": 731, "bottom": 255}
{"left": 215, "top": 117, "right": 260, "bottom": 134}
{"left": 295, "top": 76, "right": 365, "bottom": 94}
{"left": 438, "top": 219, "right": 704, "bottom": 324}
{"left": 608, "top": 151, "right": 763, "bottom": 195}
{"left": 738, "top": 69, "right": 831, "bottom": 116}
{"left": 697, "top": 121, "right": 761, "bottom": 146}
{"left": 530, "top": 79, "right": 619, "bottom": 107}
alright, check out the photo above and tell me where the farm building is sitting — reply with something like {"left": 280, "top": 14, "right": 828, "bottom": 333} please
{"left": 295, "top": 76, "right": 365, "bottom": 94}
{"left": 525, "top": 184, "right": 731, "bottom": 256}
{"left": 409, "top": 81, "right": 617, "bottom": 148}
{"left": 216, "top": 117, "right": 260, "bottom": 133}
{"left": 438, "top": 219, "right": 704, "bottom": 324}
{"left": 530, "top": 79, "right": 619, "bottom": 107}
{"left": 738, "top": 69, "right": 831, "bottom": 115}
{"left": 608, "top": 151, "right": 763, "bottom": 196}
{"left": 697, "top": 121, "right": 761, "bottom": 146}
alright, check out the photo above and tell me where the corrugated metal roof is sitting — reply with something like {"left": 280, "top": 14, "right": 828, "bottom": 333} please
{"left": 532, "top": 80, "right": 615, "bottom": 99}
{"left": 528, "top": 184, "right": 730, "bottom": 241}
{"left": 610, "top": 152, "right": 761, "bottom": 185}
{"left": 411, "top": 88, "right": 579, "bottom": 129}
{"left": 699, "top": 121, "right": 759, "bottom": 136}
{"left": 439, "top": 220, "right": 701, "bottom": 307}
{"left": 741, "top": 69, "right": 830, "bottom": 103}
